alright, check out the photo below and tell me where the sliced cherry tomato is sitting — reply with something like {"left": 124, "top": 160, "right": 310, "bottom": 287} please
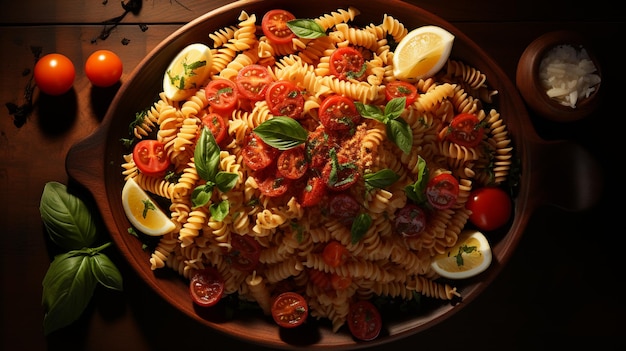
{"left": 305, "top": 126, "right": 337, "bottom": 169}
{"left": 224, "top": 234, "right": 262, "bottom": 272}
{"left": 322, "top": 153, "right": 359, "bottom": 192}
{"left": 189, "top": 267, "right": 225, "bottom": 307}
{"left": 200, "top": 112, "right": 227, "bottom": 145}
{"left": 85, "top": 49, "right": 123, "bottom": 88}
{"left": 265, "top": 80, "right": 305, "bottom": 119}
{"left": 466, "top": 186, "right": 512, "bottom": 231}
{"left": 394, "top": 204, "right": 426, "bottom": 237}
{"left": 445, "top": 113, "right": 485, "bottom": 148}
{"left": 329, "top": 47, "right": 366, "bottom": 81}
{"left": 385, "top": 81, "right": 418, "bottom": 106}
{"left": 277, "top": 146, "right": 308, "bottom": 180}
{"left": 255, "top": 168, "right": 291, "bottom": 197}
{"left": 235, "top": 64, "right": 273, "bottom": 101}
{"left": 347, "top": 300, "right": 382, "bottom": 341}
{"left": 328, "top": 193, "right": 361, "bottom": 226}
{"left": 132, "top": 140, "right": 171, "bottom": 177}
{"left": 322, "top": 241, "right": 350, "bottom": 268}
{"left": 330, "top": 273, "right": 352, "bottom": 291}
{"left": 318, "top": 95, "right": 362, "bottom": 132}
{"left": 271, "top": 291, "right": 309, "bottom": 328}
{"left": 34, "top": 53, "right": 75, "bottom": 96}
{"left": 242, "top": 132, "right": 278, "bottom": 171}
{"left": 205, "top": 78, "right": 239, "bottom": 115}
{"left": 309, "top": 269, "right": 352, "bottom": 291}
{"left": 300, "top": 176, "right": 326, "bottom": 207}
{"left": 426, "top": 173, "right": 459, "bottom": 210}
{"left": 261, "top": 9, "right": 296, "bottom": 45}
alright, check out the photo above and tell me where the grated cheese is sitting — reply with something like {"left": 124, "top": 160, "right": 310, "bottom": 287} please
{"left": 539, "top": 44, "right": 601, "bottom": 108}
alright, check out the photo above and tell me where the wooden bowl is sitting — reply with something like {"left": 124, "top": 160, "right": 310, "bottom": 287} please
{"left": 65, "top": 0, "right": 603, "bottom": 348}
{"left": 516, "top": 30, "right": 602, "bottom": 122}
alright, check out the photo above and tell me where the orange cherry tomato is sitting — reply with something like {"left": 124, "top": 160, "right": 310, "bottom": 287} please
{"left": 132, "top": 140, "right": 171, "bottom": 177}
{"left": 271, "top": 292, "right": 309, "bottom": 328}
{"left": 189, "top": 267, "right": 225, "bottom": 307}
{"left": 84, "top": 50, "right": 123, "bottom": 87}
{"left": 34, "top": 53, "right": 75, "bottom": 96}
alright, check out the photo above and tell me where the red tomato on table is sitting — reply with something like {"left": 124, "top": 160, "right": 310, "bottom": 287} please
{"left": 385, "top": 80, "right": 418, "bottom": 106}
{"left": 189, "top": 267, "right": 225, "bottom": 307}
{"left": 261, "top": 9, "right": 296, "bottom": 45}
{"left": 205, "top": 78, "right": 239, "bottom": 115}
{"left": 235, "top": 64, "right": 273, "bottom": 101}
{"left": 444, "top": 113, "right": 484, "bottom": 148}
{"left": 426, "top": 173, "right": 459, "bottom": 210}
{"left": 318, "top": 95, "right": 361, "bottom": 132}
{"left": 265, "top": 80, "right": 305, "bottom": 119}
{"left": 329, "top": 47, "right": 366, "bottom": 81}
{"left": 271, "top": 292, "right": 309, "bottom": 328}
{"left": 347, "top": 300, "right": 382, "bottom": 341}
{"left": 85, "top": 49, "right": 123, "bottom": 87}
{"left": 132, "top": 140, "right": 170, "bottom": 177}
{"left": 34, "top": 53, "right": 75, "bottom": 96}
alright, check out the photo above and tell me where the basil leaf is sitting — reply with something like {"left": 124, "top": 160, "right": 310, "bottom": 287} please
{"left": 39, "top": 182, "right": 98, "bottom": 250}
{"left": 191, "top": 184, "right": 213, "bottom": 208}
{"left": 384, "top": 97, "right": 406, "bottom": 120}
{"left": 351, "top": 213, "right": 372, "bottom": 244}
{"left": 254, "top": 116, "right": 308, "bottom": 150}
{"left": 90, "top": 252, "right": 123, "bottom": 291}
{"left": 387, "top": 118, "right": 413, "bottom": 154}
{"left": 42, "top": 251, "right": 97, "bottom": 336}
{"left": 286, "top": 19, "right": 327, "bottom": 39}
{"left": 355, "top": 102, "right": 385, "bottom": 122}
{"left": 209, "top": 200, "right": 230, "bottom": 222}
{"left": 404, "top": 155, "right": 429, "bottom": 204}
{"left": 215, "top": 171, "right": 239, "bottom": 193}
{"left": 364, "top": 169, "right": 400, "bottom": 190}
{"left": 194, "top": 127, "right": 220, "bottom": 181}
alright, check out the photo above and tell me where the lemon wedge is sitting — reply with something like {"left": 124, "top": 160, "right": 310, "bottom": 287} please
{"left": 121, "top": 178, "right": 176, "bottom": 236}
{"left": 431, "top": 229, "right": 492, "bottom": 279}
{"left": 163, "top": 43, "right": 213, "bottom": 101}
{"left": 392, "top": 25, "right": 454, "bottom": 80}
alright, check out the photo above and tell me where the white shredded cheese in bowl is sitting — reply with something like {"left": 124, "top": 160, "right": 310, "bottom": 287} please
{"left": 538, "top": 44, "right": 601, "bottom": 108}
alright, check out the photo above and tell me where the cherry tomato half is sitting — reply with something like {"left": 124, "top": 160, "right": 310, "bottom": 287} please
{"left": 255, "top": 168, "right": 291, "bottom": 198}
{"left": 85, "top": 49, "right": 123, "bottom": 87}
{"left": 329, "top": 47, "right": 366, "bottom": 81}
{"left": 132, "top": 140, "right": 171, "bottom": 177}
{"left": 190, "top": 267, "right": 225, "bottom": 307}
{"left": 200, "top": 112, "right": 227, "bottom": 145}
{"left": 271, "top": 292, "right": 309, "bottom": 328}
{"left": 318, "top": 95, "right": 362, "bottom": 132}
{"left": 235, "top": 64, "right": 273, "bottom": 101}
{"left": 445, "top": 113, "right": 485, "bottom": 148}
{"left": 394, "top": 204, "right": 427, "bottom": 237}
{"left": 265, "top": 80, "right": 305, "bottom": 119}
{"left": 277, "top": 145, "right": 308, "bottom": 180}
{"left": 224, "top": 234, "right": 262, "bottom": 272}
{"left": 322, "top": 154, "right": 359, "bottom": 192}
{"left": 426, "top": 173, "right": 460, "bottom": 210}
{"left": 322, "top": 241, "right": 350, "bottom": 268}
{"left": 347, "top": 300, "right": 382, "bottom": 341}
{"left": 34, "top": 53, "right": 75, "bottom": 96}
{"left": 385, "top": 80, "right": 418, "bottom": 106}
{"left": 205, "top": 78, "right": 239, "bottom": 115}
{"left": 300, "top": 175, "right": 326, "bottom": 208}
{"left": 242, "top": 132, "right": 278, "bottom": 171}
{"left": 466, "top": 186, "right": 512, "bottom": 231}
{"left": 261, "top": 9, "right": 296, "bottom": 45}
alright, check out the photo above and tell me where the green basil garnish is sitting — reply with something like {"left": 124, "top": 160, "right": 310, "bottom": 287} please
{"left": 404, "top": 155, "right": 429, "bottom": 204}
{"left": 351, "top": 213, "right": 372, "bottom": 244}
{"left": 356, "top": 97, "right": 413, "bottom": 154}
{"left": 253, "top": 116, "right": 308, "bottom": 150}
{"left": 364, "top": 168, "right": 400, "bottom": 191}
{"left": 286, "top": 19, "right": 327, "bottom": 39}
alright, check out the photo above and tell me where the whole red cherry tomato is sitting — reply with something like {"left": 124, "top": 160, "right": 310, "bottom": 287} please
{"left": 34, "top": 53, "right": 75, "bottom": 96}
{"left": 466, "top": 186, "right": 512, "bottom": 231}
{"left": 85, "top": 49, "right": 123, "bottom": 87}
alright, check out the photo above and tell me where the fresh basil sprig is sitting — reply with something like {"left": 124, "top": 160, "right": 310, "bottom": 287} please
{"left": 286, "top": 19, "right": 327, "bottom": 39}
{"left": 351, "top": 213, "right": 372, "bottom": 244}
{"left": 192, "top": 127, "right": 239, "bottom": 208}
{"left": 356, "top": 97, "right": 413, "bottom": 154}
{"left": 39, "top": 182, "right": 123, "bottom": 336}
{"left": 404, "top": 155, "right": 429, "bottom": 205}
{"left": 253, "top": 116, "right": 308, "bottom": 150}
{"left": 364, "top": 168, "right": 400, "bottom": 192}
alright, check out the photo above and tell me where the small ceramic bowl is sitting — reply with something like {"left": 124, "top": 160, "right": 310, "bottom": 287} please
{"left": 516, "top": 30, "right": 602, "bottom": 122}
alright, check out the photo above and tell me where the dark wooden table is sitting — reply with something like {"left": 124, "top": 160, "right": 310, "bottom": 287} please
{"left": 1, "top": 1, "right": 623, "bottom": 350}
